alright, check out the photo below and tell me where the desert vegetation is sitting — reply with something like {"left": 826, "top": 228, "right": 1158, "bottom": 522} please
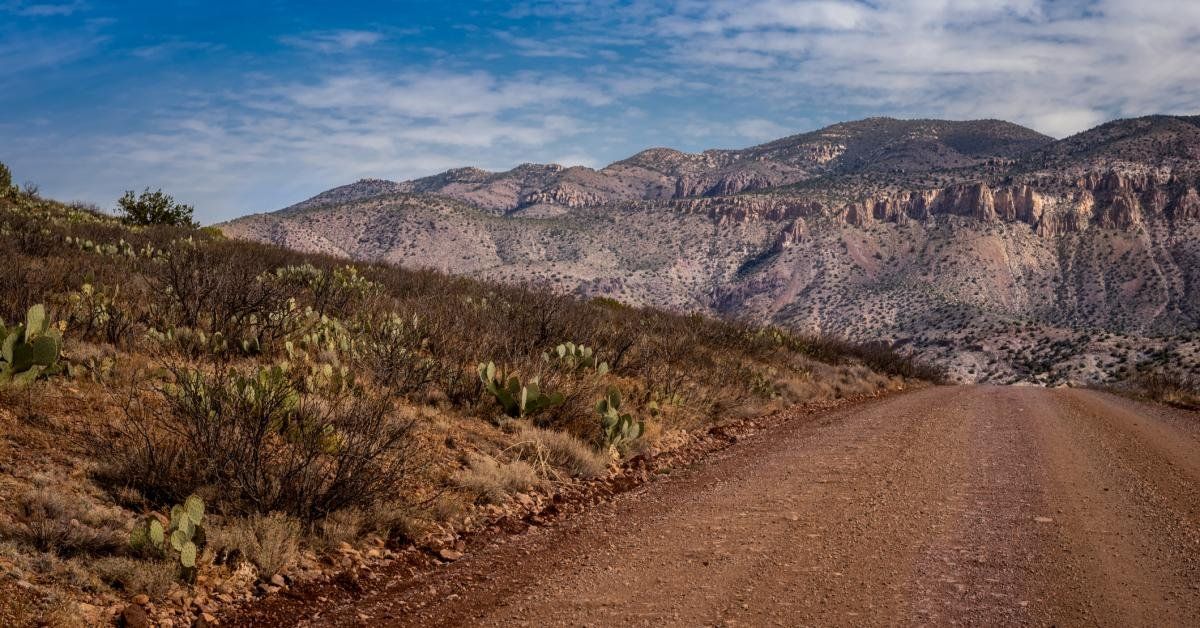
{"left": 1108, "top": 371, "right": 1200, "bottom": 410}
{"left": 115, "top": 188, "right": 197, "bottom": 228}
{"left": 0, "top": 172, "right": 931, "bottom": 625}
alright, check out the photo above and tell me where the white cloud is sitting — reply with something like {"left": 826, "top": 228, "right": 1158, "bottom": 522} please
{"left": 734, "top": 118, "right": 791, "bottom": 142}
{"left": 552, "top": 153, "right": 601, "bottom": 168}
{"left": 278, "top": 30, "right": 384, "bottom": 53}
{"left": 494, "top": 31, "right": 589, "bottom": 58}
{"left": 276, "top": 71, "right": 610, "bottom": 118}
{"left": 2, "top": 0, "right": 85, "bottom": 16}
{"left": 50, "top": 69, "right": 625, "bottom": 221}
{"left": 0, "top": 27, "right": 106, "bottom": 78}
{"left": 649, "top": 0, "right": 1200, "bottom": 136}
{"left": 1025, "top": 109, "right": 1109, "bottom": 139}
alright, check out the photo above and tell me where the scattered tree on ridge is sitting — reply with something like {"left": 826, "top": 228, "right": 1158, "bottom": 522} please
{"left": 117, "top": 187, "right": 197, "bottom": 227}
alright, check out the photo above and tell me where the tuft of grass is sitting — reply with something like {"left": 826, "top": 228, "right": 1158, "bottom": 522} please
{"left": 2, "top": 488, "right": 123, "bottom": 557}
{"left": 91, "top": 557, "right": 176, "bottom": 599}
{"left": 209, "top": 513, "right": 302, "bottom": 579}
{"left": 318, "top": 508, "right": 364, "bottom": 549}
{"left": 511, "top": 424, "right": 610, "bottom": 479}
{"left": 456, "top": 454, "right": 545, "bottom": 504}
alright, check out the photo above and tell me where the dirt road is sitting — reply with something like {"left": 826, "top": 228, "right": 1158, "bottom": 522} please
{"left": 271, "top": 386, "right": 1200, "bottom": 627}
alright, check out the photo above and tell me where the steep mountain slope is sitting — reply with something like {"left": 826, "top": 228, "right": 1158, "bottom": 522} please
{"left": 1021, "top": 115, "right": 1200, "bottom": 169}
{"left": 223, "top": 116, "right": 1200, "bottom": 385}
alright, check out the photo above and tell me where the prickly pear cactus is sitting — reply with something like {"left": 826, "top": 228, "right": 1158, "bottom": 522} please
{"left": 596, "top": 387, "right": 644, "bottom": 448}
{"left": 478, "top": 361, "right": 564, "bottom": 419}
{"left": 0, "top": 304, "right": 64, "bottom": 386}
{"left": 544, "top": 342, "right": 609, "bottom": 375}
{"left": 128, "top": 494, "right": 207, "bottom": 582}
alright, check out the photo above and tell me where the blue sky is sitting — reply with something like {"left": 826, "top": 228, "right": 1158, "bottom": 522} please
{"left": 2, "top": 0, "right": 1198, "bottom": 223}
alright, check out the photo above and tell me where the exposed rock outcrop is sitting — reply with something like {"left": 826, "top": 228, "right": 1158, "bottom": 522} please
{"left": 674, "top": 170, "right": 783, "bottom": 198}
{"left": 815, "top": 170, "right": 1194, "bottom": 236}
{"left": 771, "top": 218, "right": 808, "bottom": 252}
{"left": 668, "top": 195, "right": 819, "bottom": 224}
{"left": 519, "top": 184, "right": 609, "bottom": 209}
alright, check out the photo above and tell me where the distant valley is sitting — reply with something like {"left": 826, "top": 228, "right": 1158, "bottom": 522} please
{"left": 222, "top": 116, "right": 1200, "bottom": 385}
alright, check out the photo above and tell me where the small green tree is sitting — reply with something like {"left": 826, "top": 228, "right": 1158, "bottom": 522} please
{"left": 117, "top": 188, "right": 197, "bottom": 227}
{"left": 0, "top": 162, "right": 12, "bottom": 195}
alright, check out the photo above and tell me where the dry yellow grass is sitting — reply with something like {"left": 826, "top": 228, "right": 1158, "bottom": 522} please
{"left": 456, "top": 455, "right": 545, "bottom": 504}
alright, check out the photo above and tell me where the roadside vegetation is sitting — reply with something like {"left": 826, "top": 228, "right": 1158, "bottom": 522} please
{"left": 1109, "top": 372, "right": 1200, "bottom": 410}
{"left": 0, "top": 167, "right": 937, "bottom": 624}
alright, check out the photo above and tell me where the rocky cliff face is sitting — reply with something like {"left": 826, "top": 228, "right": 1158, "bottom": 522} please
{"left": 833, "top": 170, "right": 1200, "bottom": 236}
{"left": 654, "top": 166, "right": 1199, "bottom": 244}
{"left": 223, "top": 115, "right": 1200, "bottom": 387}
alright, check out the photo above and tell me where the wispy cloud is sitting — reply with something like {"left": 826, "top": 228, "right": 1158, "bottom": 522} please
{"left": 494, "top": 31, "right": 588, "bottom": 58}
{"left": 2, "top": 0, "right": 86, "bottom": 16}
{"left": 130, "top": 39, "right": 219, "bottom": 60}
{"left": 61, "top": 69, "right": 624, "bottom": 220}
{"left": 645, "top": 0, "right": 1200, "bottom": 136}
{"left": 278, "top": 29, "right": 384, "bottom": 53}
{"left": 733, "top": 118, "right": 792, "bottom": 142}
{"left": 0, "top": 28, "right": 107, "bottom": 77}
{"left": 275, "top": 71, "right": 611, "bottom": 117}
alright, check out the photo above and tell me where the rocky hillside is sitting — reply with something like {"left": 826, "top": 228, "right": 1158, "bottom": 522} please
{"left": 222, "top": 116, "right": 1200, "bottom": 385}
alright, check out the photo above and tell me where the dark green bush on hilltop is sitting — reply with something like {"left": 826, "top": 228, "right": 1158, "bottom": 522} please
{"left": 117, "top": 187, "right": 197, "bottom": 227}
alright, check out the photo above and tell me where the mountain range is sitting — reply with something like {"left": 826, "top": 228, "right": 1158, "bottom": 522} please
{"left": 221, "top": 115, "right": 1200, "bottom": 385}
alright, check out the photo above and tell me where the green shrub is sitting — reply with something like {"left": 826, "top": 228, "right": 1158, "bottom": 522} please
{"left": 116, "top": 188, "right": 196, "bottom": 227}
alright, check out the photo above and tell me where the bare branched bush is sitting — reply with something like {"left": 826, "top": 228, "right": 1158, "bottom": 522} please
{"left": 98, "top": 364, "right": 420, "bottom": 522}
{"left": 356, "top": 311, "right": 438, "bottom": 396}
{"left": 152, "top": 241, "right": 305, "bottom": 352}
